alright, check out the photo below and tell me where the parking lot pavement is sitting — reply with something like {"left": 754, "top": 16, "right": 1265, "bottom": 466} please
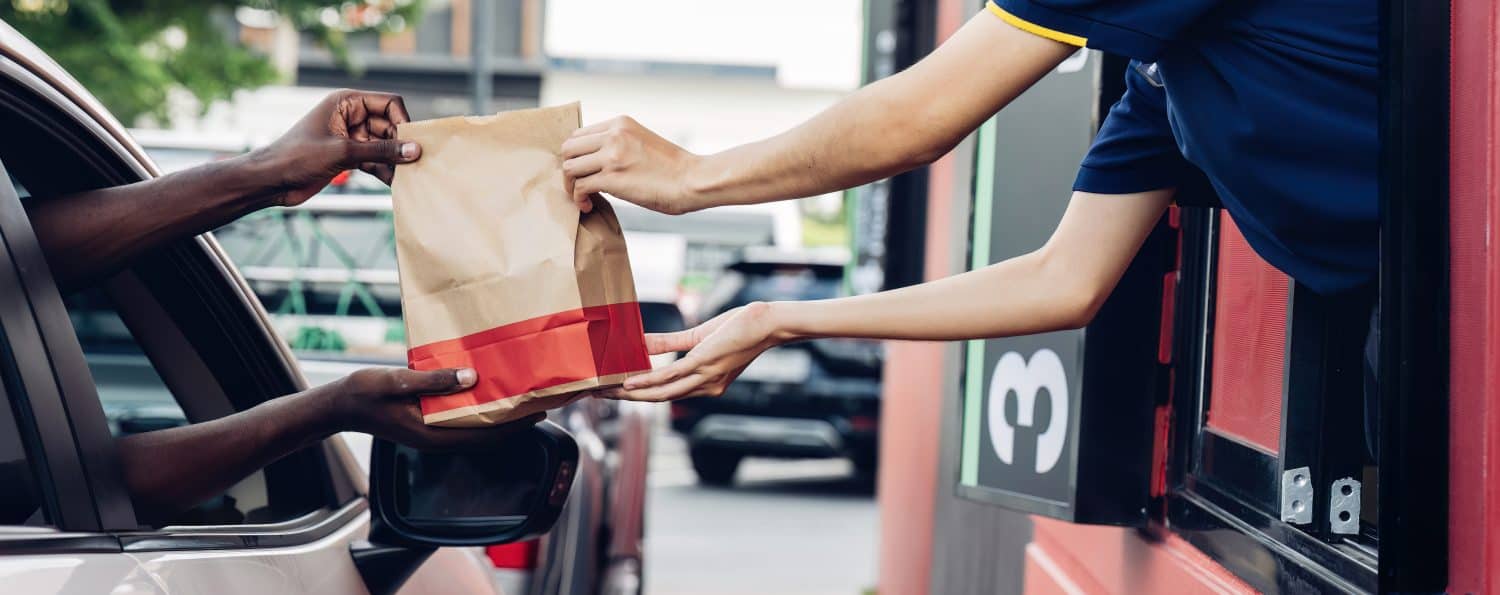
{"left": 645, "top": 433, "right": 878, "bottom": 595}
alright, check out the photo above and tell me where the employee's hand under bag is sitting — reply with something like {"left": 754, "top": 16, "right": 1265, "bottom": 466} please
{"left": 600, "top": 303, "right": 786, "bottom": 402}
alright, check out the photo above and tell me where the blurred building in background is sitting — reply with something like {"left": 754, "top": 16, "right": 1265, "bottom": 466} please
{"left": 239, "top": 0, "right": 545, "bottom": 118}
{"left": 298, "top": 0, "right": 545, "bottom": 117}
{"left": 162, "top": 0, "right": 542, "bottom": 141}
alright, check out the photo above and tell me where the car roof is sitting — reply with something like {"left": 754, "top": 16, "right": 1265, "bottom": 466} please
{"left": 727, "top": 260, "right": 845, "bottom": 279}
{"left": 129, "top": 128, "right": 256, "bottom": 153}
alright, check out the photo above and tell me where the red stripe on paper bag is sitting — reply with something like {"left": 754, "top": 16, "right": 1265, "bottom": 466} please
{"left": 410, "top": 302, "right": 650, "bottom": 416}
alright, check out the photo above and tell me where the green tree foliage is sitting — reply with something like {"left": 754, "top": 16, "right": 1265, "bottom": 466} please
{"left": 1, "top": 0, "right": 420, "bottom": 125}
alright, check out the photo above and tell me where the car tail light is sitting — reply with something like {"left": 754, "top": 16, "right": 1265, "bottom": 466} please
{"left": 849, "top": 415, "right": 878, "bottom": 432}
{"left": 486, "top": 540, "right": 539, "bottom": 569}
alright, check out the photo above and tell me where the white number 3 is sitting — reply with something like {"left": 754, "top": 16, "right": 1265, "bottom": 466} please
{"left": 987, "top": 349, "right": 1070, "bottom": 474}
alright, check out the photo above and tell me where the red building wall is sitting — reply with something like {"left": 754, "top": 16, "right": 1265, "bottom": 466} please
{"left": 1025, "top": 520, "right": 1252, "bottom": 595}
{"left": 1447, "top": 0, "right": 1500, "bottom": 590}
{"left": 874, "top": 1, "right": 971, "bottom": 593}
{"left": 1205, "top": 213, "right": 1289, "bottom": 454}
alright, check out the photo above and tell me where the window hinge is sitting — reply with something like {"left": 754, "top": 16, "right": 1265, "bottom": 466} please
{"left": 1329, "top": 478, "right": 1361, "bottom": 534}
{"left": 1281, "top": 467, "right": 1313, "bottom": 524}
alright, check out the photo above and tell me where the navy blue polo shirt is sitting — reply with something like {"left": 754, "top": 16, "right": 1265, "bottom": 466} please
{"left": 989, "top": 0, "right": 1378, "bottom": 295}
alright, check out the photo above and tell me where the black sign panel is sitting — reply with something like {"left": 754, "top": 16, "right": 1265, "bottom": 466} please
{"left": 971, "top": 334, "right": 1078, "bottom": 508}
{"left": 957, "top": 51, "right": 1168, "bottom": 525}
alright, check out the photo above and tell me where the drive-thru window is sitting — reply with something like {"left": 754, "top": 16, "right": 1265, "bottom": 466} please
{"left": 937, "top": 1, "right": 1460, "bottom": 592}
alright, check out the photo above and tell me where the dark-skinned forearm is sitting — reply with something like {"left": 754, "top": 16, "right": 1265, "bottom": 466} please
{"left": 115, "top": 385, "right": 338, "bottom": 525}
{"left": 24, "top": 150, "right": 286, "bottom": 290}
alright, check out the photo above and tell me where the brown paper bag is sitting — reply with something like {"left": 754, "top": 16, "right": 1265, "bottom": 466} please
{"left": 391, "top": 103, "right": 651, "bottom": 427}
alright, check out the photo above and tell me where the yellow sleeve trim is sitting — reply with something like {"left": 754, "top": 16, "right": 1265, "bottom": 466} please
{"left": 986, "top": 1, "right": 1087, "bottom": 48}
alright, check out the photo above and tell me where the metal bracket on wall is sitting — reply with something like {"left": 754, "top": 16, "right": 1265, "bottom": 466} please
{"left": 1281, "top": 467, "right": 1314, "bottom": 524}
{"left": 1329, "top": 478, "right": 1362, "bottom": 534}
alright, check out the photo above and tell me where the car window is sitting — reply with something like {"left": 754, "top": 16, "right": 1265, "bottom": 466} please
{"left": 702, "top": 264, "right": 843, "bottom": 318}
{"left": 738, "top": 269, "right": 842, "bottom": 303}
{"left": 639, "top": 301, "right": 686, "bottom": 334}
{"left": 6, "top": 161, "right": 289, "bottom": 527}
{"left": 64, "top": 287, "right": 281, "bottom": 525}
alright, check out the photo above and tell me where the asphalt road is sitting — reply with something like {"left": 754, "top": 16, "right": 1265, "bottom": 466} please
{"left": 644, "top": 433, "right": 879, "bottom": 595}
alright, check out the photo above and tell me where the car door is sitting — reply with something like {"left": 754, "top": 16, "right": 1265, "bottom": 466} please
{"left": 0, "top": 49, "right": 380, "bottom": 593}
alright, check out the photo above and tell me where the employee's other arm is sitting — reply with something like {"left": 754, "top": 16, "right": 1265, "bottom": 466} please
{"left": 562, "top": 12, "right": 1075, "bottom": 214}
{"left": 612, "top": 189, "right": 1173, "bottom": 402}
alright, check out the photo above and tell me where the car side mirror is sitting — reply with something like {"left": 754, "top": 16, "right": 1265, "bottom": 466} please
{"left": 368, "top": 420, "right": 579, "bottom": 547}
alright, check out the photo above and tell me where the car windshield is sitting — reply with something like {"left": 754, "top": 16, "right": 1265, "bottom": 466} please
{"left": 640, "top": 301, "right": 686, "bottom": 334}
{"left": 740, "top": 269, "right": 841, "bottom": 303}
{"left": 706, "top": 263, "right": 844, "bottom": 318}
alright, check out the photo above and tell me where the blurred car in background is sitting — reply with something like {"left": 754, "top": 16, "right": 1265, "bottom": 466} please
{"left": 669, "top": 248, "right": 884, "bottom": 486}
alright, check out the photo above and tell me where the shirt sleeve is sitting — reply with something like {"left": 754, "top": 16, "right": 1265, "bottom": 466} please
{"left": 987, "top": 0, "right": 1224, "bottom": 61}
{"left": 1072, "top": 61, "right": 1195, "bottom": 195}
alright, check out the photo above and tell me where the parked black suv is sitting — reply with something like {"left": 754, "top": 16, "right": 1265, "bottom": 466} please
{"left": 670, "top": 252, "right": 883, "bottom": 486}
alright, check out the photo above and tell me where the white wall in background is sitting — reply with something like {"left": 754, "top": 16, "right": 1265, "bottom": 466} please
{"left": 543, "top": 70, "right": 857, "bottom": 248}
{"left": 544, "top": 0, "right": 864, "bottom": 91}
{"left": 547, "top": 71, "right": 843, "bottom": 157}
{"left": 154, "top": 85, "right": 337, "bottom": 145}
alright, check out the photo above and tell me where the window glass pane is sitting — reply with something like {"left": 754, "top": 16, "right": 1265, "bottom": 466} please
{"left": 11, "top": 153, "right": 304, "bottom": 526}
{"left": 66, "top": 288, "right": 186, "bottom": 434}
{"left": 1206, "top": 212, "right": 1288, "bottom": 453}
{"left": 64, "top": 286, "right": 280, "bottom": 525}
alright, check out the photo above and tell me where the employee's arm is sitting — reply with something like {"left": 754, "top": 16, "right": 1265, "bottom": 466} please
{"left": 607, "top": 189, "right": 1172, "bottom": 402}
{"left": 24, "top": 90, "right": 420, "bottom": 291}
{"left": 116, "top": 367, "right": 543, "bottom": 526}
{"left": 562, "top": 12, "right": 1076, "bottom": 214}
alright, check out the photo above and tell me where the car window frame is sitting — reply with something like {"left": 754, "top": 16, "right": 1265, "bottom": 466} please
{"left": 0, "top": 53, "right": 364, "bottom": 547}
{"left": 0, "top": 157, "right": 121, "bottom": 552}
{"left": 0, "top": 147, "right": 137, "bottom": 534}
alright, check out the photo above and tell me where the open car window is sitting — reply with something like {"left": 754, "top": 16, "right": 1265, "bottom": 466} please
{"left": 0, "top": 82, "right": 338, "bottom": 530}
{"left": 62, "top": 287, "right": 288, "bottom": 525}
